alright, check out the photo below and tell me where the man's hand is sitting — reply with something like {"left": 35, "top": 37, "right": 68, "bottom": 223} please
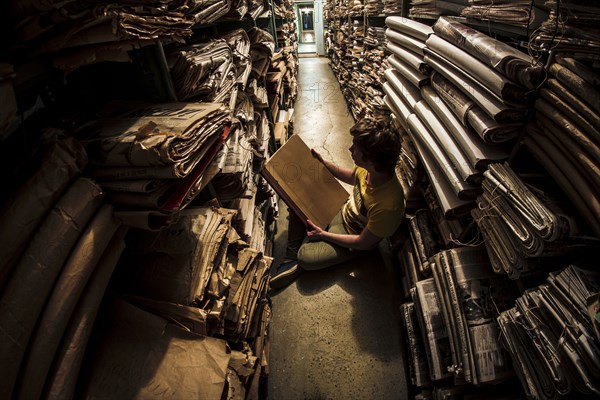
{"left": 310, "top": 148, "right": 355, "bottom": 185}
{"left": 306, "top": 219, "right": 325, "bottom": 241}
{"left": 310, "top": 148, "right": 324, "bottom": 163}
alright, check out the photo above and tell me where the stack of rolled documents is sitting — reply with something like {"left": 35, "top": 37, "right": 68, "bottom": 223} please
{"left": 525, "top": 54, "right": 600, "bottom": 238}
{"left": 383, "top": 16, "right": 509, "bottom": 219}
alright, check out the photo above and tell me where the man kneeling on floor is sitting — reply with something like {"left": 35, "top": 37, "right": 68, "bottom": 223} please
{"left": 270, "top": 116, "right": 406, "bottom": 291}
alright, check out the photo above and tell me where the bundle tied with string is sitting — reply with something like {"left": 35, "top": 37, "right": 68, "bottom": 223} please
{"left": 428, "top": 246, "right": 518, "bottom": 385}
{"left": 498, "top": 264, "right": 600, "bottom": 398}
{"left": 471, "top": 162, "right": 584, "bottom": 280}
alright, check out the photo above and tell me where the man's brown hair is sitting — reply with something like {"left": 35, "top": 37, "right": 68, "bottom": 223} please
{"left": 350, "top": 115, "right": 401, "bottom": 172}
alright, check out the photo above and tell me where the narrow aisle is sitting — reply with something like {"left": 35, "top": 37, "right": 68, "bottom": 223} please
{"left": 268, "top": 57, "right": 409, "bottom": 399}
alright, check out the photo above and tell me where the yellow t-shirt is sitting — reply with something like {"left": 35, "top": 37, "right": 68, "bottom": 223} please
{"left": 341, "top": 166, "right": 405, "bottom": 237}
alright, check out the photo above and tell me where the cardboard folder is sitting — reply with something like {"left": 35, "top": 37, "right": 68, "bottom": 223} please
{"left": 261, "top": 135, "right": 349, "bottom": 228}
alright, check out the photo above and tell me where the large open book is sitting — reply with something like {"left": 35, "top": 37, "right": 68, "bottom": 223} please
{"left": 261, "top": 135, "right": 349, "bottom": 228}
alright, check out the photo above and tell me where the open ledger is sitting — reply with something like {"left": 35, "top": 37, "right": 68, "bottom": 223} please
{"left": 261, "top": 134, "right": 349, "bottom": 229}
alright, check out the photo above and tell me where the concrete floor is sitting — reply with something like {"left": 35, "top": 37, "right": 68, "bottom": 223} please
{"left": 267, "top": 56, "right": 410, "bottom": 399}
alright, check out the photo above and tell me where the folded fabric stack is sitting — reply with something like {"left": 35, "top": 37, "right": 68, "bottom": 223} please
{"left": 429, "top": 246, "right": 517, "bottom": 385}
{"left": 525, "top": 54, "right": 600, "bottom": 238}
{"left": 409, "top": 0, "right": 467, "bottom": 19}
{"left": 471, "top": 162, "right": 585, "bottom": 279}
{"left": 77, "top": 101, "right": 231, "bottom": 228}
{"left": 498, "top": 265, "right": 600, "bottom": 399}
{"left": 0, "top": 141, "right": 126, "bottom": 399}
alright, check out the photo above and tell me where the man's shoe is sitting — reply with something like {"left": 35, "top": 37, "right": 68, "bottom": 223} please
{"left": 269, "top": 261, "right": 303, "bottom": 291}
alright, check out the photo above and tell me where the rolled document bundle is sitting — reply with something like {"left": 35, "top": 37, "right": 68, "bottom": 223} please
{"left": 385, "top": 16, "right": 434, "bottom": 42}
{"left": 426, "top": 34, "right": 529, "bottom": 104}
{"left": 422, "top": 80, "right": 509, "bottom": 167}
{"left": 432, "top": 16, "right": 543, "bottom": 90}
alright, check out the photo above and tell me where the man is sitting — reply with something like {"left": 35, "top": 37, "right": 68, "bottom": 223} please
{"left": 269, "top": 116, "right": 405, "bottom": 290}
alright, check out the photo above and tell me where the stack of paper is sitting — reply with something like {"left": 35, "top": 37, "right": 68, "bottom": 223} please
{"left": 77, "top": 101, "right": 231, "bottom": 228}
{"left": 13, "top": 205, "right": 124, "bottom": 400}
{"left": 430, "top": 247, "right": 517, "bottom": 385}
{"left": 211, "top": 111, "right": 255, "bottom": 201}
{"left": 425, "top": 17, "right": 542, "bottom": 141}
{"left": 248, "top": 27, "right": 275, "bottom": 80}
{"left": 104, "top": 205, "right": 273, "bottom": 398}
{"left": 460, "top": 1, "right": 548, "bottom": 29}
{"left": 0, "top": 138, "right": 87, "bottom": 291}
{"left": 525, "top": 54, "right": 600, "bottom": 238}
{"left": 364, "top": 0, "right": 383, "bottom": 15}
{"left": 422, "top": 185, "right": 466, "bottom": 247}
{"left": 498, "top": 265, "right": 600, "bottom": 398}
{"left": 13, "top": 0, "right": 196, "bottom": 58}
{"left": 412, "top": 278, "right": 453, "bottom": 382}
{"left": 407, "top": 209, "right": 441, "bottom": 276}
{"left": 168, "top": 31, "right": 247, "bottom": 104}
{"left": 384, "top": 16, "right": 481, "bottom": 218}
{"left": 382, "top": 0, "right": 402, "bottom": 14}
{"left": 472, "top": 162, "right": 584, "bottom": 279}
{"left": 531, "top": 2, "right": 600, "bottom": 58}
{"left": 409, "top": 0, "right": 467, "bottom": 19}
{"left": 401, "top": 302, "right": 432, "bottom": 388}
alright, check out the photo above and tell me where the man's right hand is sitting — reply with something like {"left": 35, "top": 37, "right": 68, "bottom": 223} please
{"left": 310, "top": 148, "right": 323, "bottom": 163}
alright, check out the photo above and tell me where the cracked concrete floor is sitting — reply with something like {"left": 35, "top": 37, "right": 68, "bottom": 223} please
{"left": 267, "top": 56, "right": 409, "bottom": 399}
